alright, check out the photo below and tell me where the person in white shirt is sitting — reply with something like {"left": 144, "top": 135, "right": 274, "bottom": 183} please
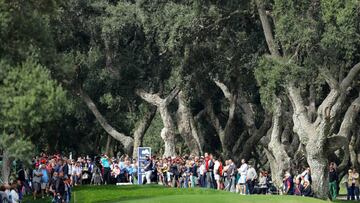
{"left": 72, "top": 162, "right": 82, "bottom": 186}
{"left": 199, "top": 159, "right": 206, "bottom": 187}
{"left": 246, "top": 162, "right": 257, "bottom": 194}
{"left": 237, "top": 159, "right": 248, "bottom": 195}
{"left": 9, "top": 183, "right": 19, "bottom": 203}
{"left": 301, "top": 167, "right": 311, "bottom": 184}
{"left": 214, "top": 158, "right": 221, "bottom": 190}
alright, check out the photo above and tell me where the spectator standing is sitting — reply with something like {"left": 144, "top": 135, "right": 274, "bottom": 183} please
{"left": 283, "top": 172, "right": 294, "bottom": 195}
{"left": 348, "top": 168, "right": 360, "bottom": 200}
{"left": 199, "top": 158, "right": 206, "bottom": 188}
{"left": 225, "top": 159, "right": 236, "bottom": 192}
{"left": 206, "top": 154, "right": 215, "bottom": 189}
{"left": 294, "top": 177, "right": 303, "bottom": 196}
{"left": 101, "top": 154, "right": 111, "bottom": 185}
{"left": 300, "top": 167, "right": 312, "bottom": 185}
{"left": 237, "top": 159, "right": 248, "bottom": 195}
{"left": 48, "top": 172, "right": 58, "bottom": 200}
{"left": 352, "top": 168, "right": 360, "bottom": 200}
{"left": 91, "top": 162, "right": 103, "bottom": 185}
{"left": 143, "top": 155, "right": 153, "bottom": 184}
{"left": 55, "top": 172, "right": 65, "bottom": 202}
{"left": 32, "top": 163, "right": 42, "bottom": 200}
{"left": 40, "top": 164, "right": 49, "bottom": 198}
{"left": 189, "top": 160, "right": 198, "bottom": 188}
{"left": 246, "top": 162, "right": 257, "bottom": 194}
{"left": 258, "top": 171, "right": 268, "bottom": 194}
{"left": 329, "top": 163, "right": 338, "bottom": 200}
{"left": 72, "top": 162, "right": 82, "bottom": 186}
{"left": 214, "top": 157, "right": 222, "bottom": 190}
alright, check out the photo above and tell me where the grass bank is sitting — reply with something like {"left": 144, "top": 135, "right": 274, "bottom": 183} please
{"left": 23, "top": 184, "right": 355, "bottom": 203}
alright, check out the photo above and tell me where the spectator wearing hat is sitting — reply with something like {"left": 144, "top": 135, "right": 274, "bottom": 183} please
{"left": 40, "top": 164, "right": 49, "bottom": 198}
{"left": 283, "top": 171, "right": 294, "bottom": 195}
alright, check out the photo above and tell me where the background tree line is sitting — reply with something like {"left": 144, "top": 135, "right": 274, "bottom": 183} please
{"left": 0, "top": 0, "right": 359, "bottom": 199}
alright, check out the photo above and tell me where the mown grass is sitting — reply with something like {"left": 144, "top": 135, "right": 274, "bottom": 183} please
{"left": 22, "top": 184, "right": 356, "bottom": 203}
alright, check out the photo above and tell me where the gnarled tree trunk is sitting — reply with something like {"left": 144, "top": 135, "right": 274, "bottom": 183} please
{"left": 265, "top": 98, "right": 292, "bottom": 188}
{"left": 206, "top": 80, "right": 237, "bottom": 157}
{"left": 2, "top": 151, "right": 11, "bottom": 184}
{"left": 132, "top": 106, "right": 157, "bottom": 159}
{"left": 177, "top": 91, "right": 202, "bottom": 155}
{"left": 78, "top": 88, "right": 134, "bottom": 154}
{"left": 137, "top": 88, "right": 180, "bottom": 157}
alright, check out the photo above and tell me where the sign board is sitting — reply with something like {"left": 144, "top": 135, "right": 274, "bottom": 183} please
{"left": 137, "top": 147, "right": 151, "bottom": 184}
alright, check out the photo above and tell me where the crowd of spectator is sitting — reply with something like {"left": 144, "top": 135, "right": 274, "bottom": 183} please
{"left": 0, "top": 152, "right": 359, "bottom": 202}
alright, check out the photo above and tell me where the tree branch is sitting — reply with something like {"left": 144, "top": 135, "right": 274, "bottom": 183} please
{"left": 255, "top": 0, "right": 281, "bottom": 57}
{"left": 78, "top": 88, "right": 133, "bottom": 152}
{"left": 164, "top": 87, "right": 180, "bottom": 106}
{"left": 136, "top": 89, "right": 163, "bottom": 106}
{"left": 340, "top": 62, "right": 360, "bottom": 91}
{"left": 213, "top": 79, "right": 232, "bottom": 100}
{"left": 338, "top": 94, "right": 360, "bottom": 137}
{"left": 287, "top": 83, "right": 310, "bottom": 124}
{"left": 321, "top": 68, "right": 339, "bottom": 90}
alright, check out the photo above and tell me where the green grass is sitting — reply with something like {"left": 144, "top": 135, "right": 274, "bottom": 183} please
{"left": 22, "top": 185, "right": 357, "bottom": 203}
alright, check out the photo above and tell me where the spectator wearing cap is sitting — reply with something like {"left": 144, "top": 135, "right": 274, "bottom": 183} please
{"left": 283, "top": 171, "right": 294, "bottom": 195}
{"left": 40, "top": 164, "right": 49, "bottom": 198}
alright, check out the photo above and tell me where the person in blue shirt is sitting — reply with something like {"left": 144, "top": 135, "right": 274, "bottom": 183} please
{"left": 101, "top": 154, "right": 111, "bottom": 184}
{"left": 125, "top": 160, "right": 133, "bottom": 183}
{"left": 40, "top": 164, "right": 49, "bottom": 199}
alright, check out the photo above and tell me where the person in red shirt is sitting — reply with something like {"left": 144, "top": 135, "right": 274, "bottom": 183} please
{"left": 204, "top": 153, "right": 209, "bottom": 171}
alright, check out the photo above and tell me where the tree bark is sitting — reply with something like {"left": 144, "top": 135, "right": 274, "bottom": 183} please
{"left": 136, "top": 88, "right": 180, "bottom": 157}
{"left": 105, "top": 135, "right": 112, "bottom": 156}
{"left": 256, "top": 0, "right": 360, "bottom": 198}
{"left": 288, "top": 84, "right": 330, "bottom": 198}
{"left": 132, "top": 106, "right": 157, "bottom": 159}
{"left": 78, "top": 88, "right": 134, "bottom": 154}
{"left": 266, "top": 98, "right": 292, "bottom": 188}
{"left": 177, "top": 91, "right": 202, "bottom": 155}
{"left": 237, "top": 116, "right": 271, "bottom": 160}
{"left": 255, "top": 0, "right": 280, "bottom": 57}
{"left": 2, "top": 150, "right": 12, "bottom": 184}
{"left": 210, "top": 80, "right": 237, "bottom": 157}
